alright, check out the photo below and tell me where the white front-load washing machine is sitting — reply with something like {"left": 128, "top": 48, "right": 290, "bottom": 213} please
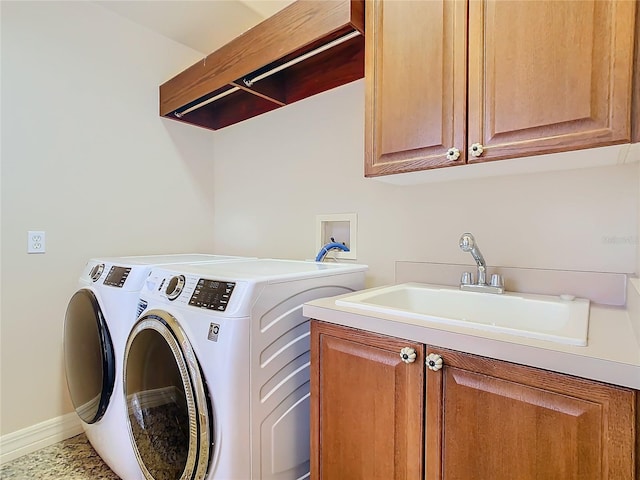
{"left": 63, "top": 254, "right": 252, "bottom": 480}
{"left": 124, "top": 259, "right": 367, "bottom": 480}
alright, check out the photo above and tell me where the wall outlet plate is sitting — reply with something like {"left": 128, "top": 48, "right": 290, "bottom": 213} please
{"left": 28, "top": 231, "right": 46, "bottom": 254}
{"left": 315, "top": 213, "right": 357, "bottom": 260}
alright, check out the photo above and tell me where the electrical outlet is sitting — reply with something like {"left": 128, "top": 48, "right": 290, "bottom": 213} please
{"left": 28, "top": 231, "right": 46, "bottom": 254}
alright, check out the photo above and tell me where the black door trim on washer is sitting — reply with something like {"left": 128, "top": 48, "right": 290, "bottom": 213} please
{"left": 64, "top": 289, "right": 116, "bottom": 424}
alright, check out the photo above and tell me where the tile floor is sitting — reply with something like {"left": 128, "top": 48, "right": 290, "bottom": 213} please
{"left": 0, "top": 434, "right": 119, "bottom": 479}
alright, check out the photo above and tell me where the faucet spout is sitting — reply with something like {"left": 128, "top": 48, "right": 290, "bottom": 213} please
{"left": 459, "top": 233, "right": 487, "bottom": 284}
{"left": 459, "top": 233, "right": 503, "bottom": 293}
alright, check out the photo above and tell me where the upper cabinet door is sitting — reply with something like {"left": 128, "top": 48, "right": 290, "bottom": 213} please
{"left": 468, "top": 0, "right": 637, "bottom": 163}
{"left": 365, "top": 0, "right": 467, "bottom": 176}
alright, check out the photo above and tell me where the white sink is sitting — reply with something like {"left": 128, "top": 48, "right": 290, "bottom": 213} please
{"left": 336, "top": 283, "right": 590, "bottom": 346}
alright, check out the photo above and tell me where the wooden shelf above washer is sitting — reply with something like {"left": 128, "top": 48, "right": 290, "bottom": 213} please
{"left": 160, "top": 0, "right": 365, "bottom": 131}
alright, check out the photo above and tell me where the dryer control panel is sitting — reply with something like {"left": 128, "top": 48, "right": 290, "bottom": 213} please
{"left": 143, "top": 267, "right": 253, "bottom": 317}
{"left": 104, "top": 266, "right": 131, "bottom": 288}
{"left": 189, "top": 279, "right": 235, "bottom": 311}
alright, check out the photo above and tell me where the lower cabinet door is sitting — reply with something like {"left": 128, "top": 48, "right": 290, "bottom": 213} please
{"left": 311, "top": 320, "right": 425, "bottom": 480}
{"left": 425, "top": 347, "right": 636, "bottom": 480}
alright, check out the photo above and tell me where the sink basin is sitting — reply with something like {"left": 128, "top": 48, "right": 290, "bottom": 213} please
{"left": 336, "top": 283, "right": 590, "bottom": 346}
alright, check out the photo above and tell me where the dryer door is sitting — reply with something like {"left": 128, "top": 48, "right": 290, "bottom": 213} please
{"left": 124, "top": 311, "right": 211, "bottom": 480}
{"left": 64, "top": 289, "right": 115, "bottom": 424}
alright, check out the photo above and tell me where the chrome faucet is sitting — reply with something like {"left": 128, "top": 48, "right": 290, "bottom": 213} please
{"left": 459, "top": 233, "right": 504, "bottom": 294}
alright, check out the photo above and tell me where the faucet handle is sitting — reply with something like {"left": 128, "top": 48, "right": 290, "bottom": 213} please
{"left": 490, "top": 274, "right": 504, "bottom": 288}
{"left": 461, "top": 272, "right": 474, "bottom": 286}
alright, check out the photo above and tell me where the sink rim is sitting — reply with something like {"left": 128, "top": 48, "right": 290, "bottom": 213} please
{"left": 335, "top": 282, "right": 590, "bottom": 346}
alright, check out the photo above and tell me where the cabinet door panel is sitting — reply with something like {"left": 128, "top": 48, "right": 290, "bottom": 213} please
{"left": 311, "top": 321, "right": 424, "bottom": 480}
{"left": 442, "top": 368, "right": 602, "bottom": 479}
{"left": 468, "top": 0, "right": 636, "bottom": 163}
{"left": 365, "top": 0, "right": 466, "bottom": 176}
{"left": 426, "top": 348, "right": 636, "bottom": 480}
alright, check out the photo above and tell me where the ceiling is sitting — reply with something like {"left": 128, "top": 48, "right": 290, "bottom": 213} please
{"left": 95, "top": 0, "right": 296, "bottom": 54}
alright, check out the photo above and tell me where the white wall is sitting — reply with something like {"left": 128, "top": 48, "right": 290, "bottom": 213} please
{"left": 1, "top": 2, "right": 217, "bottom": 435}
{"left": 212, "top": 80, "right": 639, "bottom": 287}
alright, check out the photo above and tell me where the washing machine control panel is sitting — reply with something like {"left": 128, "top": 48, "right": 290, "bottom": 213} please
{"left": 89, "top": 263, "right": 105, "bottom": 282}
{"left": 104, "top": 266, "right": 131, "bottom": 287}
{"left": 189, "top": 279, "right": 236, "bottom": 311}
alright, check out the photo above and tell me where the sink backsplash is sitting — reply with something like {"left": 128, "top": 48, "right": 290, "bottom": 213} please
{"left": 395, "top": 262, "right": 627, "bottom": 306}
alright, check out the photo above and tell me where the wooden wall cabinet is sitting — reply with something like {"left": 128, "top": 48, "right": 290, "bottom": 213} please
{"left": 364, "top": 0, "right": 637, "bottom": 177}
{"left": 311, "top": 320, "right": 638, "bottom": 480}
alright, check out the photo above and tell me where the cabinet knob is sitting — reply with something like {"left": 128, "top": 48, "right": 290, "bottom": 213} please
{"left": 446, "top": 147, "right": 461, "bottom": 161}
{"left": 426, "top": 353, "right": 443, "bottom": 371}
{"left": 470, "top": 143, "right": 484, "bottom": 157}
{"left": 400, "top": 347, "right": 417, "bottom": 364}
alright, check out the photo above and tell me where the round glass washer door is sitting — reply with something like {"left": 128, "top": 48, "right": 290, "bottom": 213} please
{"left": 64, "top": 289, "right": 115, "bottom": 424}
{"left": 124, "top": 311, "right": 211, "bottom": 480}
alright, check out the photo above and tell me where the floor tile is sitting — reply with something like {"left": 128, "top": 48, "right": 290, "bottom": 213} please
{"left": 0, "top": 434, "right": 119, "bottom": 479}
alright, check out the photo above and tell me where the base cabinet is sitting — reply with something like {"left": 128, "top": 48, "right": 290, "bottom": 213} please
{"left": 426, "top": 347, "right": 637, "bottom": 480}
{"left": 310, "top": 321, "right": 424, "bottom": 480}
{"left": 311, "top": 320, "right": 638, "bottom": 480}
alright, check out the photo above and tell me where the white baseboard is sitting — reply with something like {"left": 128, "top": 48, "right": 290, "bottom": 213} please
{"left": 0, "top": 412, "right": 83, "bottom": 464}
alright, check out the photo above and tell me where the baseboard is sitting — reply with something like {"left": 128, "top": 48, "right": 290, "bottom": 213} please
{"left": 0, "top": 412, "right": 83, "bottom": 464}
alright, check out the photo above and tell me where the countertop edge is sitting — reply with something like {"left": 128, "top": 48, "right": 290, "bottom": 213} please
{"left": 303, "top": 298, "right": 640, "bottom": 390}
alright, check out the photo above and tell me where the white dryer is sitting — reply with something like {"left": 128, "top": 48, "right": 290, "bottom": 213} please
{"left": 124, "top": 259, "right": 367, "bottom": 480}
{"left": 64, "top": 254, "right": 251, "bottom": 480}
